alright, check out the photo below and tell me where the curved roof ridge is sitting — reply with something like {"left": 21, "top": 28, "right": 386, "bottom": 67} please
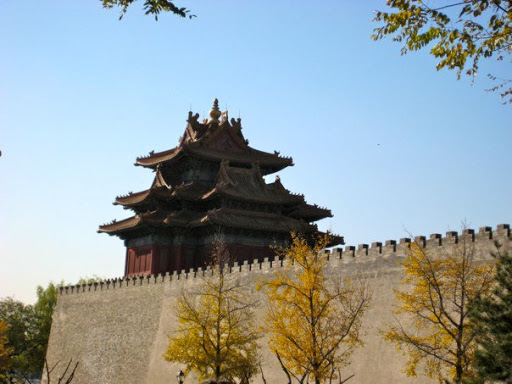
{"left": 209, "top": 164, "right": 304, "bottom": 205}
{"left": 200, "top": 117, "right": 248, "bottom": 152}
{"left": 98, "top": 214, "right": 142, "bottom": 233}
{"left": 154, "top": 166, "right": 171, "bottom": 189}
{"left": 114, "top": 190, "right": 150, "bottom": 206}
{"left": 135, "top": 146, "right": 182, "bottom": 167}
{"left": 216, "top": 160, "right": 235, "bottom": 187}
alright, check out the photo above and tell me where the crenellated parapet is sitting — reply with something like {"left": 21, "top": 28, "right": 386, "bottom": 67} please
{"left": 59, "top": 224, "right": 511, "bottom": 296}
{"left": 327, "top": 224, "right": 509, "bottom": 259}
{"left": 45, "top": 223, "right": 512, "bottom": 384}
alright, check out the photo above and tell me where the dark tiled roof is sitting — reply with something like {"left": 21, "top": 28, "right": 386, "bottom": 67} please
{"left": 115, "top": 189, "right": 151, "bottom": 206}
{"left": 135, "top": 147, "right": 182, "bottom": 167}
{"left": 173, "top": 182, "right": 212, "bottom": 200}
{"left": 208, "top": 162, "right": 304, "bottom": 205}
{"left": 116, "top": 163, "right": 303, "bottom": 208}
{"left": 98, "top": 206, "right": 317, "bottom": 236}
{"left": 135, "top": 117, "right": 292, "bottom": 173}
{"left": 98, "top": 210, "right": 168, "bottom": 234}
{"left": 99, "top": 107, "right": 340, "bottom": 245}
{"left": 288, "top": 203, "right": 332, "bottom": 222}
{"left": 203, "top": 207, "right": 316, "bottom": 233}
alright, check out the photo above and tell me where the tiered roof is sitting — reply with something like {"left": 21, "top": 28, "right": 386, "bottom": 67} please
{"left": 99, "top": 99, "right": 342, "bottom": 246}
{"left": 135, "top": 107, "right": 293, "bottom": 175}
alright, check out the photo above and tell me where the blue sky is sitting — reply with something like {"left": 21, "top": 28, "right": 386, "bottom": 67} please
{"left": 1, "top": 1, "right": 510, "bottom": 303}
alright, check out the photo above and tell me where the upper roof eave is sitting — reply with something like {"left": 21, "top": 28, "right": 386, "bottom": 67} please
{"left": 192, "top": 208, "right": 316, "bottom": 233}
{"left": 189, "top": 145, "right": 293, "bottom": 170}
{"left": 289, "top": 204, "right": 333, "bottom": 222}
{"left": 135, "top": 147, "right": 182, "bottom": 168}
{"left": 98, "top": 215, "right": 142, "bottom": 234}
{"left": 133, "top": 137, "right": 293, "bottom": 172}
{"left": 114, "top": 190, "right": 151, "bottom": 206}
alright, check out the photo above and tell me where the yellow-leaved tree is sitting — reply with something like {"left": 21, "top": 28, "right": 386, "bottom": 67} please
{"left": 164, "top": 241, "right": 260, "bottom": 383}
{"left": 382, "top": 232, "right": 496, "bottom": 384}
{"left": 258, "top": 233, "right": 372, "bottom": 384}
{"left": 0, "top": 320, "right": 13, "bottom": 379}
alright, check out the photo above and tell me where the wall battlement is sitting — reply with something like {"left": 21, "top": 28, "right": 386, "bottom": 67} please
{"left": 45, "top": 223, "right": 512, "bottom": 384}
{"left": 59, "top": 224, "right": 511, "bottom": 296}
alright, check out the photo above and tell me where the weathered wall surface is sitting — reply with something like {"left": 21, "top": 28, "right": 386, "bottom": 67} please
{"left": 44, "top": 225, "right": 511, "bottom": 384}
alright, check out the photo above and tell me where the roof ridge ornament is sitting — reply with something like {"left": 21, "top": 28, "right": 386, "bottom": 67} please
{"left": 221, "top": 110, "right": 229, "bottom": 124}
{"left": 208, "top": 98, "right": 222, "bottom": 124}
{"left": 230, "top": 117, "right": 242, "bottom": 131}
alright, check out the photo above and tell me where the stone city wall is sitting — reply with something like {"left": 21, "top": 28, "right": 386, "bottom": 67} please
{"left": 44, "top": 224, "right": 511, "bottom": 384}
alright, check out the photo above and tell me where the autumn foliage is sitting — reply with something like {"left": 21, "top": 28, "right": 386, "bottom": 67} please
{"left": 258, "top": 233, "right": 371, "bottom": 384}
{"left": 165, "top": 241, "right": 260, "bottom": 383}
{"left": 383, "top": 234, "right": 495, "bottom": 383}
{"left": 0, "top": 320, "right": 13, "bottom": 379}
{"left": 373, "top": 1, "right": 512, "bottom": 104}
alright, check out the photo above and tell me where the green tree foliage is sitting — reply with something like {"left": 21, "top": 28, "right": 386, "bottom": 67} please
{"left": 75, "top": 275, "right": 104, "bottom": 285}
{"left": 102, "top": 0, "right": 195, "bottom": 20}
{"left": 469, "top": 241, "right": 512, "bottom": 383}
{"left": 165, "top": 241, "right": 260, "bottom": 383}
{"left": 33, "top": 283, "right": 58, "bottom": 364}
{"left": 0, "top": 298, "right": 39, "bottom": 380}
{"left": 0, "top": 283, "right": 58, "bottom": 381}
{"left": 372, "top": 1, "right": 512, "bottom": 104}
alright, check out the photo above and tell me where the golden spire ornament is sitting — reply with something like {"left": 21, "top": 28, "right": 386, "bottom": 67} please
{"left": 208, "top": 98, "right": 221, "bottom": 124}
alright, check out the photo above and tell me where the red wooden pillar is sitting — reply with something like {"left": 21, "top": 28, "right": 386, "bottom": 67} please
{"left": 137, "top": 253, "right": 142, "bottom": 274}
{"left": 176, "top": 245, "right": 184, "bottom": 272}
{"left": 124, "top": 248, "right": 129, "bottom": 276}
{"left": 150, "top": 245, "right": 160, "bottom": 275}
{"left": 128, "top": 249, "right": 135, "bottom": 275}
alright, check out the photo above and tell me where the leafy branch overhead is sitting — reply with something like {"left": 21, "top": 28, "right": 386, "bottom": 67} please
{"left": 102, "top": 0, "right": 195, "bottom": 20}
{"left": 372, "top": 1, "right": 512, "bottom": 104}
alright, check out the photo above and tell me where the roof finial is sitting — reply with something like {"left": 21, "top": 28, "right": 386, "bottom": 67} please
{"left": 208, "top": 98, "right": 221, "bottom": 124}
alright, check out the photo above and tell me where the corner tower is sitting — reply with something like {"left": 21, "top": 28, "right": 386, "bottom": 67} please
{"left": 99, "top": 99, "right": 342, "bottom": 277}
